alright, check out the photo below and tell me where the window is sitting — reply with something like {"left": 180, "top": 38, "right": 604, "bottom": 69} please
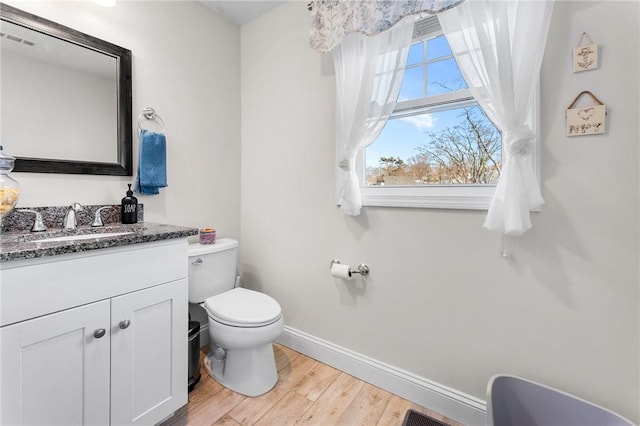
{"left": 356, "top": 16, "right": 538, "bottom": 210}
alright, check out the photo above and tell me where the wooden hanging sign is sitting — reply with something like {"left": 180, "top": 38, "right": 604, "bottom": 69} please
{"left": 573, "top": 32, "right": 598, "bottom": 72}
{"left": 566, "top": 90, "right": 606, "bottom": 136}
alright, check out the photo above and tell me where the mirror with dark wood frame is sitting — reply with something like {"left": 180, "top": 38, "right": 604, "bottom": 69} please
{"left": 0, "top": 3, "right": 132, "bottom": 176}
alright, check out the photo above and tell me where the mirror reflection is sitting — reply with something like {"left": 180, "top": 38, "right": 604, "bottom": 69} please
{"left": 0, "top": 3, "right": 132, "bottom": 175}
{"left": 2, "top": 20, "right": 118, "bottom": 163}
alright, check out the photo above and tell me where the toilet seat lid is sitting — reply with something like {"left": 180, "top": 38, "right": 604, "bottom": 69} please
{"left": 204, "top": 287, "right": 281, "bottom": 327}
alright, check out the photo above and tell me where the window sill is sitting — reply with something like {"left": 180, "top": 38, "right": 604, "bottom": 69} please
{"left": 359, "top": 185, "right": 495, "bottom": 210}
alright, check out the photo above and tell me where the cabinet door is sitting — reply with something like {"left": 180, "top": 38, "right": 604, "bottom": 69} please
{"left": 110, "top": 279, "right": 188, "bottom": 425}
{"left": 0, "top": 300, "right": 111, "bottom": 426}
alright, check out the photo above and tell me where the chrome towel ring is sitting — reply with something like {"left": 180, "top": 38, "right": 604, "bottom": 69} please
{"left": 137, "top": 106, "right": 166, "bottom": 134}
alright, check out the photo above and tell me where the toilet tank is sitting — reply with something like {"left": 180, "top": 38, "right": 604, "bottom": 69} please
{"left": 187, "top": 238, "right": 239, "bottom": 303}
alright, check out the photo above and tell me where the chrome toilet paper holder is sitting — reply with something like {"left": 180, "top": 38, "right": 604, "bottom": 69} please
{"left": 330, "top": 259, "right": 370, "bottom": 276}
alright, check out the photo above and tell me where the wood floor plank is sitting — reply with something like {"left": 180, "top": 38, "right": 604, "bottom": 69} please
{"left": 161, "top": 376, "right": 224, "bottom": 426}
{"left": 275, "top": 352, "right": 319, "bottom": 389}
{"left": 376, "top": 394, "right": 415, "bottom": 426}
{"left": 187, "top": 374, "right": 225, "bottom": 407}
{"left": 274, "top": 343, "right": 300, "bottom": 371}
{"left": 211, "top": 414, "right": 243, "bottom": 426}
{"left": 184, "top": 387, "right": 245, "bottom": 426}
{"left": 297, "top": 372, "right": 366, "bottom": 426}
{"left": 292, "top": 361, "right": 341, "bottom": 401}
{"left": 253, "top": 391, "right": 314, "bottom": 426}
{"left": 336, "top": 382, "right": 393, "bottom": 426}
{"left": 228, "top": 354, "right": 318, "bottom": 425}
{"left": 161, "top": 344, "right": 459, "bottom": 426}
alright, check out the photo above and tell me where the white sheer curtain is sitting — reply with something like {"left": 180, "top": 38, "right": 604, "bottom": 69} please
{"left": 333, "top": 16, "right": 414, "bottom": 216}
{"left": 439, "top": 0, "right": 554, "bottom": 236}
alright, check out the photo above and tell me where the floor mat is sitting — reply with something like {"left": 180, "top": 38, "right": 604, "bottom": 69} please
{"left": 401, "top": 409, "right": 449, "bottom": 426}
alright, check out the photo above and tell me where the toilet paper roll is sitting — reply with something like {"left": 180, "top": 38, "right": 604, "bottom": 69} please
{"left": 331, "top": 263, "right": 353, "bottom": 280}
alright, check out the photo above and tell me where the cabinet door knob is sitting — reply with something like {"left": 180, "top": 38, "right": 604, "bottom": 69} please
{"left": 94, "top": 328, "right": 106, "bottom": 339}
{"left": 119, "top": 319, "right": 131, "bottom": 330}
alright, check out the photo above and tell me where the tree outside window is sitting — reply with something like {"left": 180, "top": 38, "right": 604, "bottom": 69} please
{"left": 365, "top": 25, "right": 502, "bottom": 188}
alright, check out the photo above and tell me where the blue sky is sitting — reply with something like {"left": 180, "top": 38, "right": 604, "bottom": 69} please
{"left": 366, "top": 36, "right": 490, "bottom": 169}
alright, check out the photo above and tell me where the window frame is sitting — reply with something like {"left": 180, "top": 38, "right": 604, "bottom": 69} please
{"left": 350, "top": 17, "right": 541, "bottom": 211}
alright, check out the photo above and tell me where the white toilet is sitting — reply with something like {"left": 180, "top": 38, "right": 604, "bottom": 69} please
{"left": 188, "top": 238, "right": 284, "bottom": 397}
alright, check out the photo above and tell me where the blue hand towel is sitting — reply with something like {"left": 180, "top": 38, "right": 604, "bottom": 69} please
{"left": 135, "top": 129, "right": 167, "bottom": 195}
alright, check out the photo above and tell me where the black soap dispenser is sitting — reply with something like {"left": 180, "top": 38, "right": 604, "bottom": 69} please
{"left": 121, "top": 184, "right": 138, "bottom": 224}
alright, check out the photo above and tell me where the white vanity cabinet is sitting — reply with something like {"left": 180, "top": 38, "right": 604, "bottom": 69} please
{"left": 0, "top": 239, "right": 189, "bottom": 426}
{"left": 1, "top": 299, "right": 112, "bottom": 425}
{"left": 110, "top": 280, "right": 187, "bottom": 425}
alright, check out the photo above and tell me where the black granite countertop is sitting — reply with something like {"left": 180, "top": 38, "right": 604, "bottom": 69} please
{"left": 0, "top": 222, "right": 198, "bottom": 263}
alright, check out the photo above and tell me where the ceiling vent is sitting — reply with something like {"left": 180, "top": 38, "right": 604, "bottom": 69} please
{"left": 2, "top": 33, "right": 35, "bottom": 47}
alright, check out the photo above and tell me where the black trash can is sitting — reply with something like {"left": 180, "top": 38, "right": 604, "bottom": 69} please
{"left": 188, "top": 321, "right": 201, "bottom": 392}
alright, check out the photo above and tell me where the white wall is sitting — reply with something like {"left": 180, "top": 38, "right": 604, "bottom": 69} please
{"left": 3, "top": 1, "right": 241, "bottom": 238}
{"left": 4, "top": 0, "right": 638, "bottom": 422}
{"left": 241, "top": 1, "right": 639, "bottom": 423}
{"left": 2, "top": 51, "right": 117, "bottom": 162}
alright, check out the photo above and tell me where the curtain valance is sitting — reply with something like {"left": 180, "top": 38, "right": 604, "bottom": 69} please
{"left": 309, "top": 0, "right": 465, "bottom": 53}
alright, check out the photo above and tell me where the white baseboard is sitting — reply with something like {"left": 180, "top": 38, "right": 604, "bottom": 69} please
{"left": 276, "top": 326, "right": 486, "bottom": 426}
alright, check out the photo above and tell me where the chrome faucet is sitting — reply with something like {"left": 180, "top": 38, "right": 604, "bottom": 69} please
{"left": 92, "top": 206, "right": 110, "bottom": 227}
{"left": 63, "top": 203, "right": 84, "bottom": 230}
{"left": 17, "top": 209, "right": 47, "bottom": 232}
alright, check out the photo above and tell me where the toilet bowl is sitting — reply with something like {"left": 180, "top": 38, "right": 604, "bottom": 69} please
{"left": 188, "top": 239, "right": 284, "bottom": 397}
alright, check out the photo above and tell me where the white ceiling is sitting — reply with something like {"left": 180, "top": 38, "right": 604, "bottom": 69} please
{"left": 200, "top": 1, "right": 287, "bottom": 26}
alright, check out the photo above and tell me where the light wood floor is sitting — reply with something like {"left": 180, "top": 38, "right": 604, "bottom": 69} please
{"left": 161, "top": 344, "right": 462, "bottom": 426}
